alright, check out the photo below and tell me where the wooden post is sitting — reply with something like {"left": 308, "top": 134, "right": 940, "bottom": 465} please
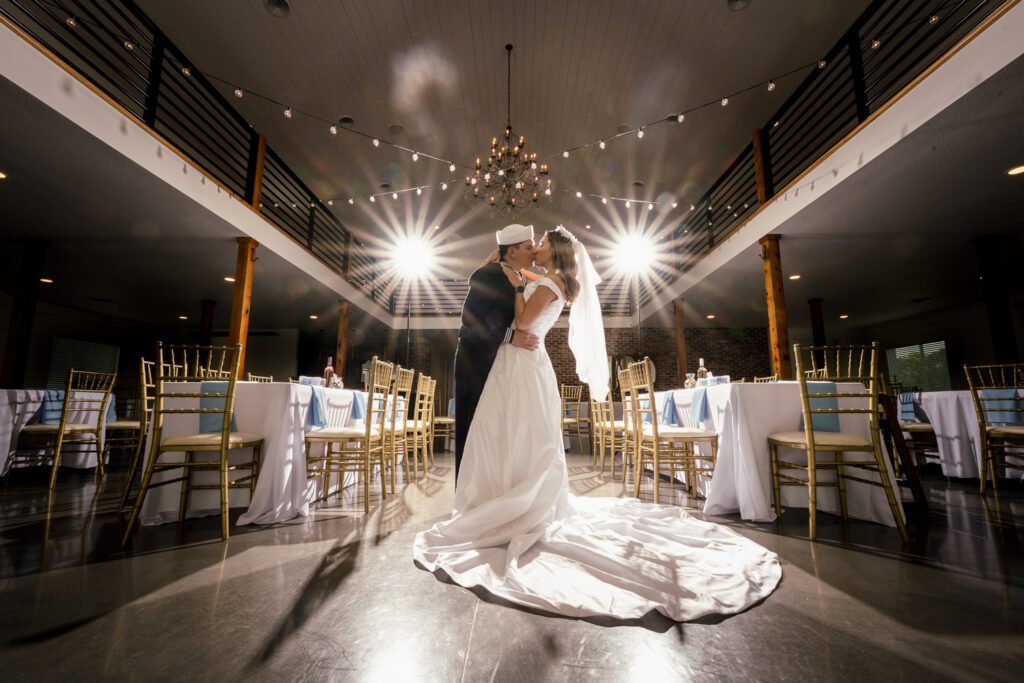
{"left": 228, "top": 237, "right": 258, "bottom": 376}
{"left": 248, "top": 133, "right": 267, "bottom": 210}
{"left": 752, "top": 128, "right": 774, "bottom": 204}
{"left": 199, "top": 299, "right": 215, "bottom": 346}
{"left": 0, "top": 239, "right": 47, "bottom": 388}
{"left": 673, "top": 299, "right": 687, "bottom": 385}
{"left": 975, "top": 236, "right": 1019, "bottom": 362}
{"left": 335, "top": 300, "right": 350, "bottom": 376}
{"left": 760, "top": 235, "right": 792, "bottom": 379}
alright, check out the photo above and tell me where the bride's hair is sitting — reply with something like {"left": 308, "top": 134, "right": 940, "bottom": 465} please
{"left": 544, "top": 229, "right": 580, "bottom": 304}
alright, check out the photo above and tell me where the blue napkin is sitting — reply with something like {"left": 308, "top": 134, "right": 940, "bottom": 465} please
{"left": 199, "top": 382, "right": 238, "bottom": 433}
{"left": 661, "top": 391, "right": 678, "bottom": 425}
{"left": 35, "top": 389, "right": 117, "bottom": 424}
{"left": 351, "top": 391, "right": 367, "bottom": 421}
{"left": 799, "top": 381, "right": 840, "bottom": 432}
{"left": 448, "top": 398, "right": 455, "bottom": 417}
{"left": 979, "top": 388, "right": 1021, "bottom": 425}
{"left": 298, "top": 376, "right": 324, "bottom": 386}
{"left": 689, "top": 388, "right": 708, "bottom": 423}
{"left": 308, "top": 385, "right": 328, "bottom": 428}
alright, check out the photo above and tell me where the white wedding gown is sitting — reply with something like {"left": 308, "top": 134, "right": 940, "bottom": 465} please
{"left": 414, "top": 277, "right": 781, "bottom": 621}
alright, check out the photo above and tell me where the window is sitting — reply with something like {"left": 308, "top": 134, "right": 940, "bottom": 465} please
{"left": 886, "top": 341, "right": 951, "bottom": 392}
{"left": 46, "top": 337, "right": 120, "bottom": 389}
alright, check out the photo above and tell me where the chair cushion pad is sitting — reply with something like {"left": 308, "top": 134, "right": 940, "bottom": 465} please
{"left": 20, "top": 423, "right": 95, "bottom": 434}
{"left": 768, "top": 430, "right": 872, "bottom": 449}
{"left": 433, "top": 417, "right": 455, "bottom": 424}
{"left": 161, "top": 432, "right": 263, "bottom": 448}
{"left": 989, "top": 424, "right": 1024, "bottom": 438}
{"left": 900, "top": 422, "right": 934, "bottom": 433}
{"left": 646, "top": 425, "right": 717, "bottom": 439}
{"left": 307, "top": 426, "right": 379, "bottom": 440}
{"left": 107, "top": 420, "right": 142, "bottom": 430}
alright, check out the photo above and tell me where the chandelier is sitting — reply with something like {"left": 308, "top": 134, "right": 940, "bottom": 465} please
{"left": 466, "top": 44, "right": 550, "bottom": 211}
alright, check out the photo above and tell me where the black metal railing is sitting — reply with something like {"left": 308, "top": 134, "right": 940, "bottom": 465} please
{"left": 675, "top": 0, "right": 1007, "bottom": 273}
{"left": 1, "top": 0, "right": 360, "bottom": 302}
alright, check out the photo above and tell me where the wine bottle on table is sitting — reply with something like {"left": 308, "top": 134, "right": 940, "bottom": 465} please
{"left": 696, "top": 357, "right": 709, "bottom": 383}
{"left": 323, "top": 356, "right": 334, "bottom": 386}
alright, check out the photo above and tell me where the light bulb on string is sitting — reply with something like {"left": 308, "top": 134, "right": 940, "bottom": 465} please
{"left": 372, "top": 139, "right": 380, "bottom": 147}
{"left": 124, "top": 40, "right": 135, "bottom": 50}
{"left": 648, "top": 203, "right": 654, "bottom": 211}
{"left": 625, "top": 200, "right": 631, "bottom": 208}
{"left": 721, "top": 97, "right": 729, "bottom": 106}
{"left": 563, "top": 151, "right": 569, "bottom": 158}
{"left": 671, "top": 202, "right": 678, "bottom": 208}
{"left": 441, "top": 182, "right": 448, "bottom": 190}
{"left": 929, "top": 14, "right": 938, "bottom": 24}
{"left": 767, "top": 81, "right": 776, "bottom": 92}
{"left": 233, "top": 87, "right": 243, "bottom": 98}
{"left": 871, "top": 39, "right": 881, "bottom": 49}
{"left": 576, "top": 191, "right": 582, "bottom": 198}
{"left": 416, "top": 188, "right": 422, "bottom": 196}
{"left": 181, "top": 67, "right": 191, "bottom": 77}
{"left": 599, "top": 140, "right": 606, "bottom": 150}
{"left": 449, "top": 163, "right": 456, "bottom": 172}
{"left": 283, "top": 107, "right": 292, "bottom": 118}
{"left": 412, "top": 152, "right": 419, "bottom": 161}
{"left": 65, "top": 16, "right": 76, "bottom": 27}
{"left": 329, "top": 125, "right": 337, "bottom": 135}
{"left": 818, "top": 60, "right": 827, "bottom": 69}
{"left": 327, "top": 200, "right": 333, "bottom": 206}
{"left": 348, "top": 198, "right": 354, "bottom": 205}
{"left": 601, "top": 197, "right": 608, "bottom": 205}
{"left": 392, "top": 192, "right": 398, "bottom": 200}
{"left": 676, "top": 113, "right": 685, "bottom": 123}
{"left": 369, "top": 196, "right": 376, "bottom": 203}
{"left": 690, "top": 204, "right": 695, "bottom": 211}
{"left": 637, "top": 128, "right": 644, "bottom": 139}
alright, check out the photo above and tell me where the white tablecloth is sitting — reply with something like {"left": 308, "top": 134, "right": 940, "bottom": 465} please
{"left": 916, "top": 390, "right": 1024, "bottom": 480}
{"left": 139, "top": 383, "right": 359, "bottom": 526}
{"left": 666, "top": 382, "right": 903, "bottom": 526}
{"left": 1, "top": 389, "right": 111, "bottom": 474}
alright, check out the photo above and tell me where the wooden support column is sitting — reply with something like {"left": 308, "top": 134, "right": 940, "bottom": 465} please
{"left": 335, "top": 300, "right": 350, "bottom": 376}
{"left": 673, "top": 299, "right": 688, "bottom": 385}
{"left": 199, "top": 299, "right": 216, "bottom": 346}
{"left": 752, "top": 128, "right": 774, "bottom": 204}
{"left": 228, "top": 237, "right": 258, "bottom": 376}
{"left": 975, "top": 236, "right": 1019, "bottom": 362}
{"left": 0, "top": 239, "right": 47, "bottom": 388}
{"left": 760, "top": 235, "right": 792, "bottom": 379}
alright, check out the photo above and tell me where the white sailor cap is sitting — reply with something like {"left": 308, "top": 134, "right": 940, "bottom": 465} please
{"left": 495, "top": 223, "right": 534, "bottom": 245}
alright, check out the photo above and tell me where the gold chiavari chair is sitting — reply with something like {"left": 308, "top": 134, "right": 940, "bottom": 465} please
{"left": 13, "top": 369, "right": 117, "bottom": 489}
{"left": 118, "top": 359, "right": 155, "bottom": 512}
{"left": 406, "top": 375, "right": 436, "bottom": 474}
{"left": 560, "top": 385, "right": 586, "bottom": 453}
{"left": 767, "top": 343, "right": 908, "bottom": 542}
{"left": 754, "top": 375, "right": 778, "bottom": 383}
{"left": 385, "top": 366, "right": 415, "bottom": 492}
{"left": 588, "top": 396, "right": 603, "bottom": 466}
{"left": 122, "top": 343, "right": 264, "bottom": 542}
{"left": 424, "top": 376, "right": 438, "bottom": 466}
{"left": 432, "top": 394, "right": 455, "bottom": 452}
{"left": 611, "top": 368, "right": 636, "bottom": 482}
{"left": 247, "top": 373, "right": 274, "bottom": 383}
{"left": 104, "top": 372, "right": 147, "bottom": 471}
{"left": 628, "top": 358, "right": 718, "bottom": 503}
{"left": 964, "top": 363, "right": 1024, "bottom": 494}
{"left": 305, "top": 357, "right": 392, "bottom": 513}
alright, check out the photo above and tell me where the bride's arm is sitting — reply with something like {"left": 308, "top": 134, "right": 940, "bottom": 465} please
{"left": 515, "top": 286, "right": 556, "bottom": 330}
{"left": 520, "top": 268, "right": 543, "bottom": 282}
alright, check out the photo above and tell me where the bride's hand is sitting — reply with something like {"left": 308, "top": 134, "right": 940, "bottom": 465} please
{"left": 484, "top": 248, "right": 500, "bottom": 264}
{"left": 502, "top": 265, "right": 523, "bottom": 286}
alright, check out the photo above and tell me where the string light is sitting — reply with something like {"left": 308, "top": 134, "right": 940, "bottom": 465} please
{"left": 233, "top": 87, "right": 243, "bottom": 98}
{"left": 767, "top": 81, "right": 776, "bottom": 92}
{"left": 637, "top": 128, "right": 644, "bottom": 139}
{"left": 441, "top": 182, "right": 448, "bottom": 190}
{"left": 871, "top": 39, "right": 881, "bottom": 49}
{"left": 65, "top": 16, "right": 76, "bottom": 27}
{"left": 416, "top": 187, "right": 422, "bottom": 196}
{"left": 329, "top": 124, "right": 337, "bottom": 135}
{"left": 929, "top": 15, "right": 939, "bottom": 24}
{"left": 602, "top": 197, "right": 608, "bottom": 205}
{"left": 676, "top": 113, "right": 685, "bottom": 123}
{"left": 369, "top": 196, "right": 375, "bottom": 202}
{"left": 563, "top": 151, "right": 569, "bottom": 158}
{"left": 721, "top": 97, "right": 729, "bottom": 106}
{"left": 283, "top": 107, "right": 292, "bottom": 118}
{"left": 123, "top": 40, "right": 134, "bottom": 50}
{"left": 599, "top": 140, "right": 606, "bottom": 150}
{"left": 625, "top": 200, "right": 631, "bottom": 208}
{"left": 412, "top": 151, "right": 419, "bottom": 161}
{"left": 449, "top": 163, "right": 456, "bottom": 172}
{"left": 576, "top": 191, "right": 582, "bottom": 198}
{"left": 818, "top": 60, "right": 827, "bottom": 69}
{"left": 181, "top": 67, "right": 191, "bottom": 77}
{"left": 348, "top": 198, "right": 354, "bottom": 204}
{"left": 372, "top": 138, "right": 380, "bottom": 147}
{"left": 392, "top": 192, "right": 398, "bottom": 200}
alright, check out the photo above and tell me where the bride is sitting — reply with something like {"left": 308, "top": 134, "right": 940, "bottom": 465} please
{"left": 413, "top": 226, "right": 781, "bottom": 621}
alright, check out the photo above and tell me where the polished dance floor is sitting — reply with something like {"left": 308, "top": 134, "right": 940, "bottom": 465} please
{"left": 0, "top": 450, "right": 1021, "bottom": 682}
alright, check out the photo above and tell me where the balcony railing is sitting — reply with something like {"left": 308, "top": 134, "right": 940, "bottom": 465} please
{"left": 675, "top": 0, "right": 1008, "bottom": 273}
{"left": 0, "top": 0, "right": 367, "bottom": 305}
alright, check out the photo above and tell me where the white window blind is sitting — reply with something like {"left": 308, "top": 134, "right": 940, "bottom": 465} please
{"left": 46, "top": 337, "right": 120, "bottom": 389}
{"left": 886, "top": 341, "right": 951, "bottom": 392}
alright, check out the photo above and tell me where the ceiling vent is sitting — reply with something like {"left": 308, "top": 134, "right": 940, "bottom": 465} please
{"left": 265, "top": 0, "right": 290, "bottom": 18}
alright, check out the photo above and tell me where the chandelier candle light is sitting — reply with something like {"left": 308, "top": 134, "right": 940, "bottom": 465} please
{"left": 467, "top": 45, "right": 550, "bottom": 210}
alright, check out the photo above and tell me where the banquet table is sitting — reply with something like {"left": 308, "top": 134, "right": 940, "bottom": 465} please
{"left": 915, "top": 390, "right": 1024, "bottom": 480}
{"left": 663, "top": 382, "right": 904, "bottom": 526}
{"left": 1, "top": 389, "right": 113, "bottom": 474}
{"left": 138, "top": 382, "right": 364, "bottom": 526}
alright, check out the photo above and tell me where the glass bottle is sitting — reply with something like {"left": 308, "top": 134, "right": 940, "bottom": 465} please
{"left": 696, "top": 357, "right": 709, "bottom": 383}
{"left": 323, "top": 355, "right": 335, "bottom": 387}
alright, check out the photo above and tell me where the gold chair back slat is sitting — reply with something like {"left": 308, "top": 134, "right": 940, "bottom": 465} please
{"left": 754, "top": 375, "right": 778, "bottom": 383}
{"left": 247, "top": 373, "right": 274, "bottom": 383}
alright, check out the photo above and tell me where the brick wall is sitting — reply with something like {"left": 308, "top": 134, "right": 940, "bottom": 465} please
{"left": 346, "top": 325, "right": 772, "bottom": 392}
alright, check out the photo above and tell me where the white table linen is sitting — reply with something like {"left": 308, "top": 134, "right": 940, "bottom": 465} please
{"left": 1, "top": 389, "right": 110, "bottom": 474}
{"left": 916, "top": 390, "right": 1024, "bottom": 480}
{"left": 139, "top": 382, "right": 358, "bottom": 526}
{"left": 667, "top": 382, "right": 903, "bottom": 526}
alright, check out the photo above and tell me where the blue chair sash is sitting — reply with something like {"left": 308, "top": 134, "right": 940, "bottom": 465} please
{"left": 308, "top": 385, "right": 328, "bottom": 428}
{"left": 199, "top": 382, "right": 238, "bottom": 433}
{"left": 689, "top": 388, "right": 708, "bottom": 423}
{"left": 351, "top": 391, "right": 367, "bottom": 421}
{"left": 799, "top": 381, "right": 840, "bottom": 432}
{"left": 979, "top": 388, "right": 1021, "bottom": 425}
{"left": 661, "top": 391, "right": 679, "bottom": 425}
{"left": 34, "top": 389, "right": 116, "bottom": 424}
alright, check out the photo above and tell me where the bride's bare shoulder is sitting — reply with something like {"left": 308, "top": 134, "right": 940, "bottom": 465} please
{"left": 545, "top": 273, "right": 568, "bottom": 299}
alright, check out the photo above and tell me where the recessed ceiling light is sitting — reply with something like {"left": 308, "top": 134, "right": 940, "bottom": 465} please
{"left": 309, "top": 314, "right": 318, "bottom": 320}
{"left": 39, "top": 277, "right": 54, "bottom": 284}
{"left": 224, "top": 276, "right": 235, "bottom": 282}
{"left": 839, "top": 314, "right": 849, "bottom": 320}
{"left": 178, "top": 315, "right": 189, "bottom": 320}
{"left": 1008, "top": 165, "right": 1024, "bottom": 176}
{"left": 706, "top": 314, "right": 716, "bottom": 319}
{"left": 788, "top": 274, "right": 801, "bottom": 280}
{"left": 339, "top": 115, "right": 355, "bottom": 126}
{"left": 388, "top": 124, "right": 404, "bottom": 136}
{"left": 264, "top": 0, "right": 290, "bottom": 18}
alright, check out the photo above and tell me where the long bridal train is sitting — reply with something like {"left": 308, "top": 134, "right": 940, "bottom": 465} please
{"left": 414, "top": 277, "right": 781, "bottom": 622}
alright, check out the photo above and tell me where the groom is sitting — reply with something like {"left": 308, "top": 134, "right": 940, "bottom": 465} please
{"left": 453, "top": 223, "right": 539, "bottom": 482}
